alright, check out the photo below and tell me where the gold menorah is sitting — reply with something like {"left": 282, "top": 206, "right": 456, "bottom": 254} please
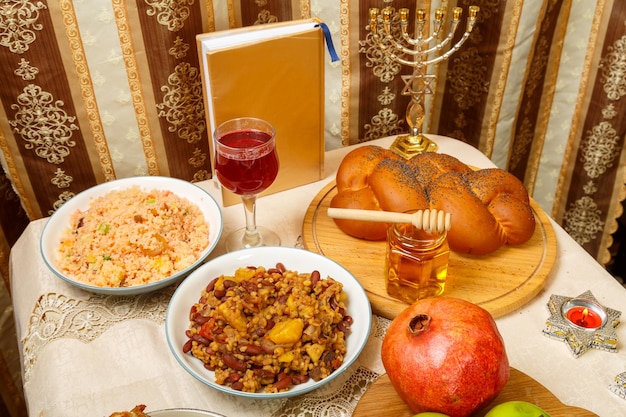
{"left": 369, "top": 5, "right": 479, "bottom": 158}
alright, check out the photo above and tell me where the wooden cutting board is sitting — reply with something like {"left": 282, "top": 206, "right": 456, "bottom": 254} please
{"left": 353, "top": 369, "right": 598, "bottom": 417}
{"left": 302, "top": 182, "right": 557, "bottom": 319}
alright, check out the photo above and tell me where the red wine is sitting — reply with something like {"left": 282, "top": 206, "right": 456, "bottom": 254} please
{"left": 215, "top": 129, "right": 279, "bottom": 195}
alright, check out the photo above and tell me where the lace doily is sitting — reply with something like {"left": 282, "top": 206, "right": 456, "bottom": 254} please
{"left": 371, "top": 314, "right": 390, "bottom": 338}
{"left": 22, "top": 287, "right": 174, "bottom": 381}
{"left": 274, "top": 366, "right": 380, "bottom": 417}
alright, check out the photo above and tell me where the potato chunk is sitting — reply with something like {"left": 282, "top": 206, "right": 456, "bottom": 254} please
{"left": 268, "top": 318, "right": 304, "bottom": 344}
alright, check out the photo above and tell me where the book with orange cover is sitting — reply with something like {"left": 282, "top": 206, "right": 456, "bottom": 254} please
{"left": 197, "top": 19, "right": 331, "bottom": 206}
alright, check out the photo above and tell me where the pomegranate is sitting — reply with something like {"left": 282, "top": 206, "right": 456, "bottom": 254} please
{"left": 381, "top": 297, "right": 510, "bottom": 417}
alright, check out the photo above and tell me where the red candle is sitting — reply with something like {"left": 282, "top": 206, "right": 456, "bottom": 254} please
{"left": 566, "top": 306, "right": 603, "bottom": 329}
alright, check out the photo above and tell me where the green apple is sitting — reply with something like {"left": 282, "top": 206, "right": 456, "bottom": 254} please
{"left": 484, "top": 401, "right": 552, "bottom": 417}
{"left": 412, "top": 413, "right": 451, "bottom": 417}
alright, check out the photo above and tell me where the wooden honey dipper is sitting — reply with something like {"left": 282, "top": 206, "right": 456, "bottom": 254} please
{"left": 327, "top": 207, "right": 451, "bottom": 234}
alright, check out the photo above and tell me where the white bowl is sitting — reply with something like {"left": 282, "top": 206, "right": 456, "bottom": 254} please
{"left": 165, "top": 246, "right": 372, "bottom": 399}
{"left": 40, "top": 176, "right": 223, "bottom": 295}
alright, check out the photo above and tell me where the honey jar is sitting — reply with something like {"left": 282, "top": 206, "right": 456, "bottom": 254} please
{"left": 385, "top": 219, "right": 450, "bottom": 304}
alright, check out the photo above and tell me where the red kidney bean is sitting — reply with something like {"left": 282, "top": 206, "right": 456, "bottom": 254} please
{"left": 241, "top": 281, "right": 258, "bottom": 292}
{"left": 203, "top": 362, "right": 216, "bottom": 371}
{"left": 191, "top": 334, "right": 210, "bottom": 346}
{"left": 185, "top": 329, "right": 193, "bottom": 338}
{"left": 231, "top": 380, "right": 244, "bottom": 391}
{"left": 213, "top": 288, "right": 226, "bottom": 299}
{"left": 182, "top": 339, "right": 193, "bottom": 353}
{"left": 193, "top": 314, "right": 210, "bottom": 325}
{"left": 275, "top": 262, "right": 286, "bottom": 273}
{"left": 226, "top": 373, "right": 241, "bottom": 383}
{"left": 223, "top": 279, "right": 237, "bottom": 288}
{"left": 273, "top": 375, "right": 292, "bottom": 390}
{"left": 291, "top": 374, "right": 309, "bottom": 385}
{"left": 310, "top": 270, "right": 320, "bottom": 286}
{"left": 267, "top": 268, "right": 280, "bottom": 274}
{"left": 189, "top": 305, "right": 198, "bottom": 320}
{"left": 337, "top": 315, "right": 353, "bottom": 332}
{"left": 222, "top": 353, "right": 247, "bottom": 372}
{"left": 206, "top": 277, "right": 219, "bottom": 292}
{"left": 239, "top": 344, "right": 262, "bottom": 355}
{"left": 253, "top": 368, "right": 275, "bottom": 380}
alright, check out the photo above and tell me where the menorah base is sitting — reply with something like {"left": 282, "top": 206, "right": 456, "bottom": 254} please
{"left": 390, "top": 133, "right": 438, "bottom": 158}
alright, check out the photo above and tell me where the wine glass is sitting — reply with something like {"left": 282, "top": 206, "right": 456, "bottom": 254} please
{"left": 213, "top": 117, "right": 281, "bottom": 251}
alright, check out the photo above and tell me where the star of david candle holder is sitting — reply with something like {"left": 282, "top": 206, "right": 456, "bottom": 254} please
{"left": 610, "top": 370, "right": 626, "bottom": 400}
{"left": 368, "top": 5, "right": 479, "bottom": 158}
{"left": 542, "top": 290, "right": 621, "bottom": 358}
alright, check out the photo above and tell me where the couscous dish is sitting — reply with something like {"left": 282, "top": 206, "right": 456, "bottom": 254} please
{"left": 57, "top": 186, "right": 209, "bottom": 287}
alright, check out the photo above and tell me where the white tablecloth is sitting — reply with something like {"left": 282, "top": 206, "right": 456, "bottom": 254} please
{"left": 11, "top": 135, "right": 626, "bottom": 417}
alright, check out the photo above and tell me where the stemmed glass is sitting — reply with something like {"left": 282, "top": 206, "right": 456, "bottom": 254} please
{"left": 213, "top": 117, "right": 281, "bottom": 251}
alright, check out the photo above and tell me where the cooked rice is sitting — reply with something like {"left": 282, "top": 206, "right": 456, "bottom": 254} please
{"left": 57, "top": 186, "right": 209, "bottom": 287}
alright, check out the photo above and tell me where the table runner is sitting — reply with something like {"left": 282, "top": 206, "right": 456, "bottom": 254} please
{"left": 11, "top": 136, "right": 626, "bottom": 416}
{"left": 15, "top": 218, "right": 387, "bottom": 415}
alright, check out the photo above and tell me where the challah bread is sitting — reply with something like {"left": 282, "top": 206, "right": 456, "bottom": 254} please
{"left": 331, "top": 147, "right": 429, "bottom": 240}
{"left": 330, "top": 145, "right": 536, "bottom": 255}
{"left": 406, "top": 150, "right": 473, "bottom": 183}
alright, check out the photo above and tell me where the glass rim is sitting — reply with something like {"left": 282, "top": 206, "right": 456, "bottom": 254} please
{"left": 213, "top": 120, "right": 276, "bottom": 160}
{"left": 214, "top": 117, "right": 275, "bottom": 139}
{"left": 391, "top": 222, "right": 447, "bottom": 242}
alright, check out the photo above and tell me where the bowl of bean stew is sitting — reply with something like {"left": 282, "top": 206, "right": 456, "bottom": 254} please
{"left": 165, "top": 246, "right": 372, "bottom": 398}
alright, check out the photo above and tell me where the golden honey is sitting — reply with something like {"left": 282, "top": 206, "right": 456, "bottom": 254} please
{"left": 385, "top": 222, "right": 450, "bottom": 304}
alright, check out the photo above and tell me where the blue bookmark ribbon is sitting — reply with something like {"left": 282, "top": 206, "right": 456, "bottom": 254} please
{"left": 315, "top": 22, "right": 340, "bottom": 62}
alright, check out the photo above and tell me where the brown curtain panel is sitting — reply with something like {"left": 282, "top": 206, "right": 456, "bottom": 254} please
{"left": 554, "top": 0, "right": 626, "bottom": 265}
